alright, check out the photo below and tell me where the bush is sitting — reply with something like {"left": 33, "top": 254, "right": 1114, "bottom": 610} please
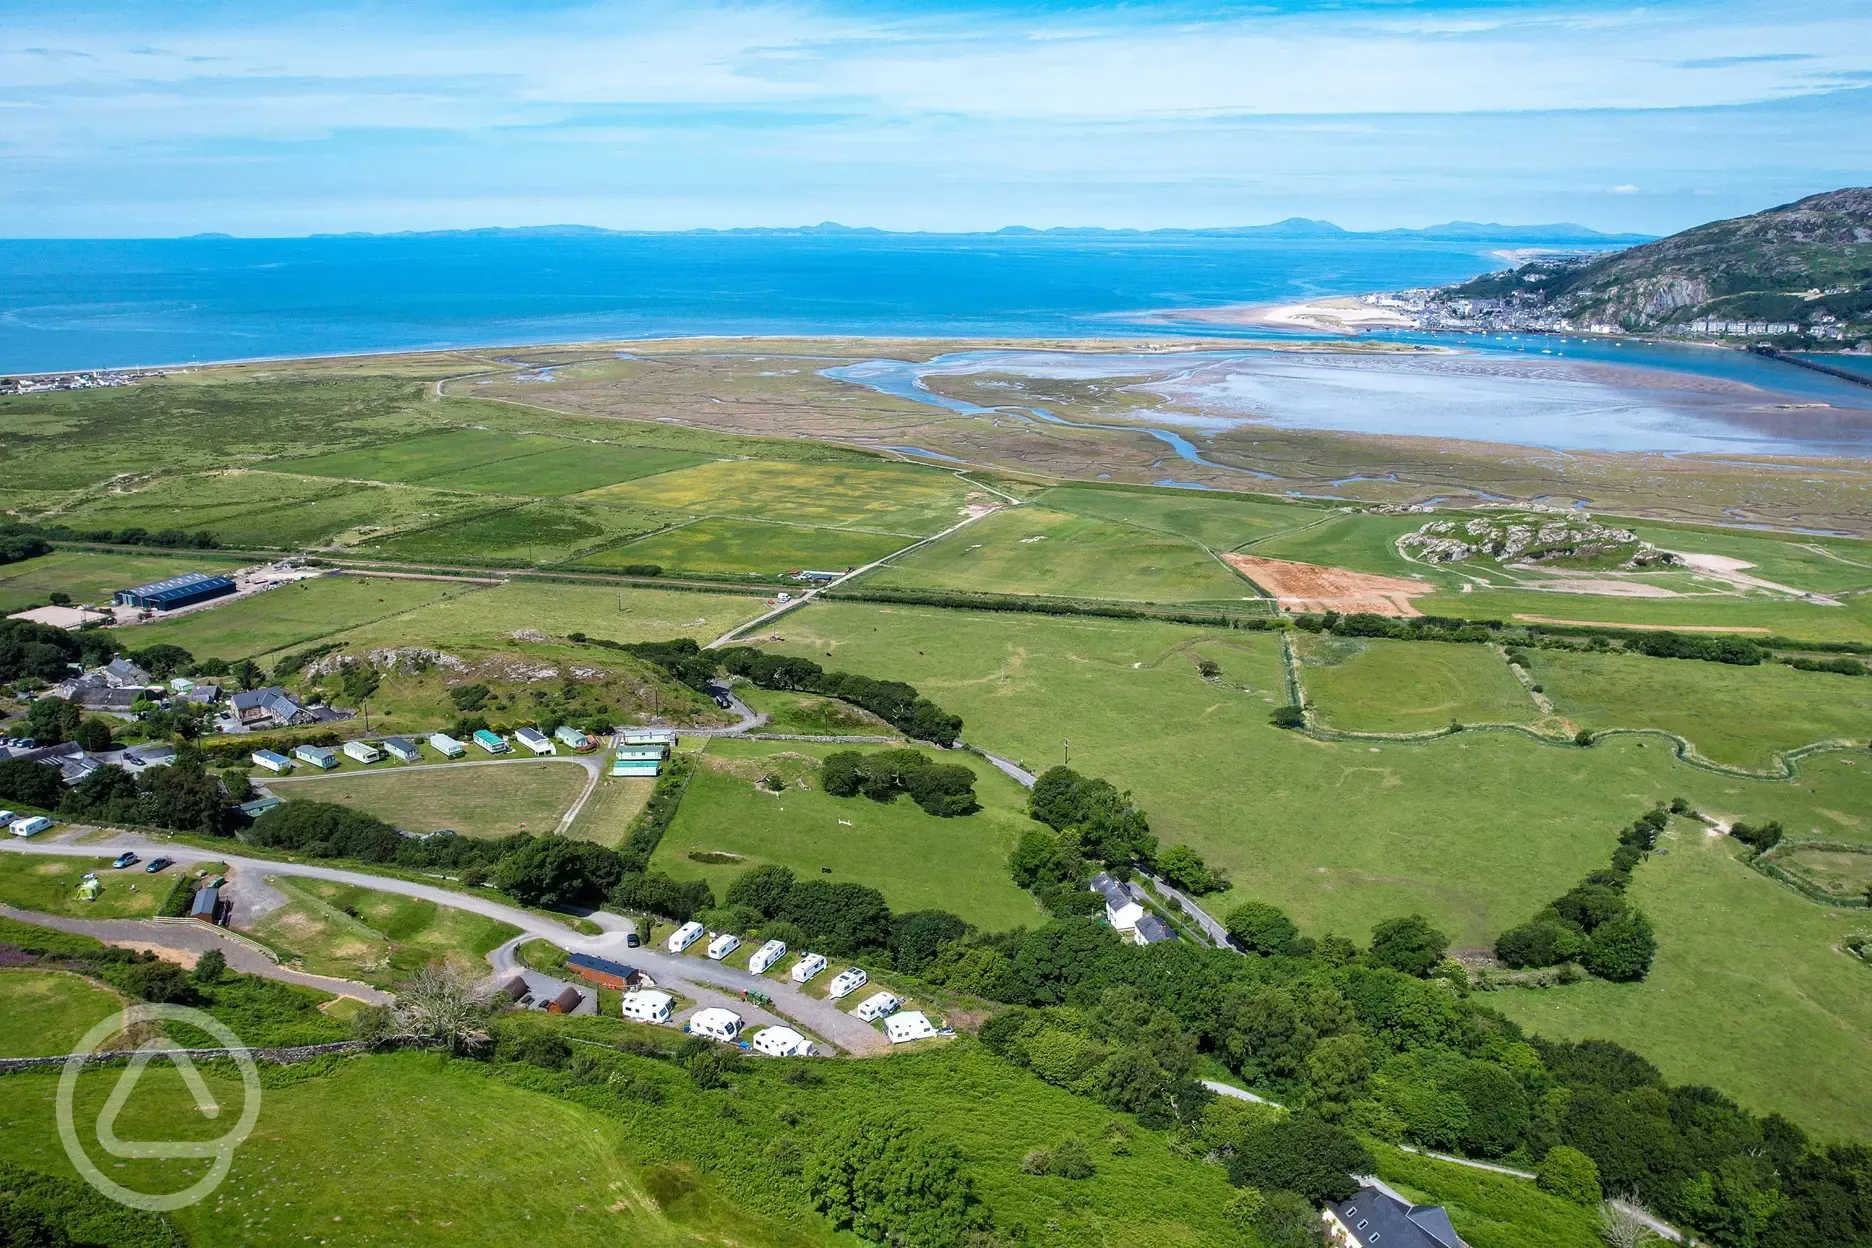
{"left": 1047, "top": 1136, "right": 1095, "bottom": 1179}
{"left": 191, "top": 948, "right": 227, "bottom": 984}
{"left": 1225, "top": 901, "right": 1301, "bottom": 956}
{"left": 1225, "top": 1113, "right": 1372, "bottom": 1206}
{"left": 1729, "top": 820, "right": 1783, "bottom": 853}
{"left": 1537, "top": 1145, "right": 1603, "bottom": 1205}
{"left": 1255, "top": 1189, "right": 1324, "bottom": 1248}
{"left": 1270, "top": 705, "right": 1306, "bottom": 729}
{"left": 492, "top": 835, "right": 625, "bottom": 909}
{"left": 1583, "top": 910, "right": 1657, "bottom": 982}
{"left": 1156, "top": 843, "right": 1228, "bottom": 894}
{"left": 122, "top": 960, "right": 196, "bottom": 1004}
{"left": 157, "top": 876, "right": 197, "bottom": 918}
{"left": 1495, "top": 919, "right": 1586, "bottom": 968}
{"left": 1368, "top": 914, "right": 1449, "bottom": 977}
{"left": 806, "top": 1116, "right": 985, "bottom": 1248}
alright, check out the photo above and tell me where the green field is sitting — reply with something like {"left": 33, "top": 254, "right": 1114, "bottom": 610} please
{"left": 1411, "top": 584, "right": 1872, "bottom": 643}
{"left": 0, "top": 549, "right": 247, "bottom": 613}
{"left": 247, "top": 877, "right": 520, "bottom": 985}
{"left": 579, "top": 516, "right": 908, "bottom": 576}
{"left": 1773, "top": 844, "right": 1872, "bottom": 899}
{"left": 1491, "top": 823, "right": 1872, "bottom": 1142}
{"left": 654, "top": 738, "right": 1040, "bottom": 931}
{"left": 866, "top": 505, "right": 1255, "bottom": 603}
{"left": 1296, "top": 635, "right": 1542, "bottom": 733}
{"left": 1530, "top": 648, "right": 1872, "bottom": 767}
{"left": 1039, "top": 484, "right": 1324, "bottom": 550}
{"left": 1243, "top": 510, "right": 1445, "bottom": 578}
{"left": 422, "top": 442, "right": 710, "bottom": 495}
{"left": 110, "top": 573, "right": 476, "bottom": 660}
{"left": 354, "top": 498, "right": 675, "bottom": 566}
{"left": 735, "top": 686, "right": 895, "bottom": 735}
{"left": 1629, "top": 521, "right": 1872, "bottom": 594}
{"left": 766, "top": 602, "right": 1872, "bottom": 947}
{"left": 275, "top": 428, "right": 552, "bottom": 482}
{"left": 309, "top": 581, "right": 766, "bottom": 654}
{"left": 265, "top": 759, "right": 590, "bottom": 838}
{"left": 0, "top": 854, "right": 165, "bottom": 919}
{"left": 582, "top": 458, "right": 982, "bottom": 535}
{"left": 562, "top": 773, "right": 658, "bottom": 847}
{"left": 0, "top": 970, "right": 124, "bottom": 1057}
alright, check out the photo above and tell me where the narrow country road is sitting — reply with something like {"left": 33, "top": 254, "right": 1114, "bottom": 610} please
{"left": 0, "top": 831, "right": 887, "bottom": 1054}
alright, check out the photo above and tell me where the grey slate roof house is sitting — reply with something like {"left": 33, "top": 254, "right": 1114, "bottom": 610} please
{"left": 230, "top": 686, "right": 312, "bottom": 729}
{"left": 1326, "top": 1183, "right": 1465, "bottom": 1248}
{"left": 100, "top": 657, "right": 152, "bottom": 688}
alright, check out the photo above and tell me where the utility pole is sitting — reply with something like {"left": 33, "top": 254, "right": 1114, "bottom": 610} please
{"left": 1063, "top": 738, "right": 1069, "bottom": 766}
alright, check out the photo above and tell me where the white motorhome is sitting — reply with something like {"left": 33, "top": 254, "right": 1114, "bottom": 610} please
{"left": 668, "top": 920, "right": 705, "bottom": 953}
{"left": 827, "top": 966, "right": 868, "bottom": 999}
{"left": 747, "top": 939, "right": 787, "bottom": 975}
{"left": 791, "top": 953, "right": 828, "bottom": 983}
{"left": 620, "top": 989, "right": 675, "bottom": 1024}
{"left": 688, "top": 1007, "right": 744, "bottom": 1042}
{"left": 852, "top": 990, "right": 902, "bottom": 1022}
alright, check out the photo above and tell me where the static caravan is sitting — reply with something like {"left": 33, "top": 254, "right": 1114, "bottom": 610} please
{"left": 885, "top": 1011, "right": 941, "bottom": 1044}
{"left": 706, "top": 932, "right": 741, "bottom": 961}
{"left": 554, "top": 724, "right": 592, "bottom": 752}
{"left": 613, "top": 746, "right": 665, "bottom": 762}
{"left": 251, "top": 749, "right": 292, "bottom": 773}
{"left": 472, "top": 729, "right": 510, "bottom": 755}
{"left": 342, "top": 740, "right": 381, "bottom": 765}
{"left": 621, "top": 729, "right": 675, "bottom": 748}
{"left": 293, "top": 745, "right": 338, "bottom": 770}
{"left": 791, "top": 953, "right": 828, "bottom": 983}
{"left": 514, "top": 727, "right": 555, "bottom": 755}
{"left": 382, "top": 736, "right": 422, "bottom": 763}
{"left": 688, "top": 1007, "right": 744, "bottom": 1042}
{"left": 668, "top": 920, "right": 705, "bottom": 953}
{"left": 609, "top": 754, "right": 661, "bottom": 778}
{"left": 428, "top": 732, "right": 466, "bottom": 758}
{"left": 9, "top": 815, "right": 54, "bottom": 838}
{"left": 620, "top": 989, "right": 675, "bottom": 1024}
{"left": 747, "top": 939, "right": 787, "bottom": 975}
{"left": 827, "top": 967, "right": 868, "bottom": 999}
{"left": 749, "top": 1026, "right": 813, "bottom": 1057}
{"left": 852, "top": 990, "right": 902, "bottom": 1022}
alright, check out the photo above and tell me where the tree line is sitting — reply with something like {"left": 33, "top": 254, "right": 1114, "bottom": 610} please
{"left": 1492, "top": 805, "right": 1665, "bottom": 980}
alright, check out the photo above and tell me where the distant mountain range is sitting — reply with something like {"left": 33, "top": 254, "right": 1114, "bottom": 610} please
{"left": 1434, "top": 187, "right": 1872, "bottom": 337}
{"left": 294, "top": 219, "right": 1651, "bottom": 244}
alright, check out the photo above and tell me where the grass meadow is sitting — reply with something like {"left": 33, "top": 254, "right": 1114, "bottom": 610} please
{"left": 246, "top": 877, "right": 520, "bottom": 985}
{"left": 1038, "top": 484, "right": 1324, "bottom": 550}
{"left": 110, "top": 573, "right": 476, "bottom": 659}
{"left": 1775, "top": 845, "right": 1872, "bottom": 899}
{"left": 275, "top": 427, "right": 553, "bottom": 482}
{"left": 581, "top": 516, "right": 909, "bottom": 576}
{"left": 654, "top": 738, "right": 1040, "bottom": 930}
{"left": 354, "top": 498, "right": 676, "bottom": 566}
{"left": 1296, "top": 635, "right": 1542, "bottom": 733}
{"left": 865, "top": 505, "right": 1255, "bottom": 604}
{"left": 581, "top": 458, "right": 982, "bottom": 535}
{"left": 1410, "top": 584, "right": 1872, "bottom": 642}
{"left": 1241, "top": 510, "right": 1448, "bottom": 579}
{"left": 1530, "top": 648, "right": 1872, "bottom": 767}
{"left": 0, "top": 854, "right": 165, "bottom": 919}
{"left": 264, "top": 759, "right": 590, "bottom": 838}
{"left": 766, "top": 602, "right": 1872, "bottom": 948}
{"left": 1627, "top": 522, "right": 1872, "bottom": 594}
{"left": 0, "top": 549, "right": 248, "bottom": 613}
{"left": 1491, "top": 823, "right": 1872, "bottom": 1142}
{"left": 562, "top": 773, "right": 658, "bottom": 847}
{"left": 420, "top": 441, "right": 709, "bottom": 495}
{"left": 0, "top": 970, "right": 124, "bottom": 1057}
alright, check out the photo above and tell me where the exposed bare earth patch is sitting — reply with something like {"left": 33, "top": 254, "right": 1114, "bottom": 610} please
{"left": 1222, "top": 554, "right": 1428, "bottom": 617}
{"left": 1511, "top": 614, "right": 1772, "bottom": 634}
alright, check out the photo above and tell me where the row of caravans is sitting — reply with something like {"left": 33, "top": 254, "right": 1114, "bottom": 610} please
{"left": 248, "top": 723, "right": 609, "bottom": 776}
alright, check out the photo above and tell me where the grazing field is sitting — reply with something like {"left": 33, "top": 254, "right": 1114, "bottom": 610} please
{"left": 0, "top": 854, "right": 164, "bottom": 919}
{"left": 421, "top": 442, "right": 710, "bottom": 495}
{"left": 1038, "top": 484, "right": 1323, "bottom": 550}
{"left": 580, "top": 516, "right": 908, "bottom": 577}
{"left": 1773, "top": 845, "right": 1872, "bottom": 899}
{"left": 735, "top": 686, "right": 895, "bottom": 736}
{"left": 866, "top": 505, "right": 1254, "bottom": 603}
{"left": 275, "top": 428, "right": 550, "bottom": 483}
{"left": 247, "top": 878, "right": 519, "bottom": 985}
{"left": 311, "top": 581, "right": 767, "bottom": 653}
{"left": 109, "top": 573, "right": 476, "bottom": 659}
{"left": 581, "top": 458, "right": 983, "bottom": 535}
{"left": 355, "top": 499, "right": 674, "bottom": 566}
{"left": 1529, "top": 648, "right": 1872, "bottom": 767}
{"left": 1629, "top": 521, "right": 1872, "bottom": 594}
{"left": 265, "top": 759, "right": 589, "bottom": 838}
{"left": 1297, "top": 635, "right": 1541, "bottom": 733}
{"left": 0, "top": 549, "right": 247, "bottom": 613}
{"left": 654, "top": 738, "right": 1039, "bottom": 931}
{"left": 1242, "top": 510, "right": 1445, "bottom": 579}
{"left": 1491, "top": 824, "right": 1872, "bottom": 1142}
{"left": 0, "top": 970, "right": 124, "bottom": 1057}
{"left": 766, "top": 602, "right": 1872, "bottom": 946}
{"left": 1410, "top": 584, "right": 1872, "bottom": 643}
{"left": 562, "top": 773, "right": 658, "bottom": 847}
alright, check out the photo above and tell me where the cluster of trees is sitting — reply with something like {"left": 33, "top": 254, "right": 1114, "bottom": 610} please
{"left": 247, "top": 800, "right": 533, "bottom": 876}
{"left": 718, "top": 863, "right": 970, "bottom": 968}
{"left": 1026, "top": 765, "right": 1157, "bottom": 871}
{"left": 826, "top": 585, "right": 1280, "bottom": 631}
{"left": 0, "top": 619, "right": 110, "bottom": 683}
{"left": 1783, "top": 654, "right": 1867, "bottom": 676}
{"left": 820, "top": 748, "right": 978, "bottom": 816}
{"left": 1626, "top": 631, "right": 1766, "bottom": 666}
{"left": 717, "top": 645, "right": 964, "bottom": 745}
{"left": 36, "top": 522, "right": 219, "bottom": 550}
{"left": 0, "top": 523, "right": 53, "bottom": 567}
{"left": 0, "top": 759, "right": 65, "bottom": 810}
{"left": 1494, "top": 807, "right": 1663, "bottom": 980}
{"left": 806, "top": 1115, "right": 985, "bottom": 1248}
{"left": 1292, "top": 611, "right": 1498, "bottom": 644}
{"left": 1155, "top": 843, "right": 1229, "bottom": 895}
{"left": 58, "top": 759, "right": 233, "bottom": 835}
{"left": 1730, "top": 819, "right": 1785, "bottom": 854}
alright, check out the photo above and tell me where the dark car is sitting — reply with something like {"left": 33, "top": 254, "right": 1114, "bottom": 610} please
{"left": 625, "top": 932, "right": 641, "bottom": 948}
{"left": 112, "top": 851, "right": 139, "bottom": 869}
{"left": 143, "top": 856, "right": 172, "bottom": 873}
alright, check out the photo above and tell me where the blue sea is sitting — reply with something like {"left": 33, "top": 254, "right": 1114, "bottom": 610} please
{"left": 0, "top": 233, "right": 1531, "bottom": 374}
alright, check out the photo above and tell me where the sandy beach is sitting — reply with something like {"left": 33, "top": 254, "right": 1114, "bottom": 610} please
{"left": 1160, "top": 295, "right": 1416, "bottom": 335}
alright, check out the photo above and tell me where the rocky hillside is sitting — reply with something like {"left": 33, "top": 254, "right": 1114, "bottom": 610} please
{"left": 1400, "top": 514, "right": 1679, "bottom": 570}
{"left": 1437, "top": 188, "right": 1872, "bottom": 340}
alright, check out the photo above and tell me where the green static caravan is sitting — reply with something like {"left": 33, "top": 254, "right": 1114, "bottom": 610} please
{"left": 609, "top": 758, "right": 661, "bottom": 778}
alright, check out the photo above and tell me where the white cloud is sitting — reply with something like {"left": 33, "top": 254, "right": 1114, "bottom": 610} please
{"left": 1611, "top": 184, "right": 1641, "bottom": 194}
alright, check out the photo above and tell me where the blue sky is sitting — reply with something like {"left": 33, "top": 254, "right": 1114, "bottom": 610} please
{"left": 2, "top": 0, "right": 1869, "bottom": 236}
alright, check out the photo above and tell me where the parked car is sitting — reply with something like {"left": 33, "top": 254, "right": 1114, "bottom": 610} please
{"left": 625, "top": 932, "right": 641, "bottom": 948}
{"left": 143, "top": 856, "right": 172, "bottom": 873}
{"left": 112, "top": 852, "right": 138, "bottom": 869}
